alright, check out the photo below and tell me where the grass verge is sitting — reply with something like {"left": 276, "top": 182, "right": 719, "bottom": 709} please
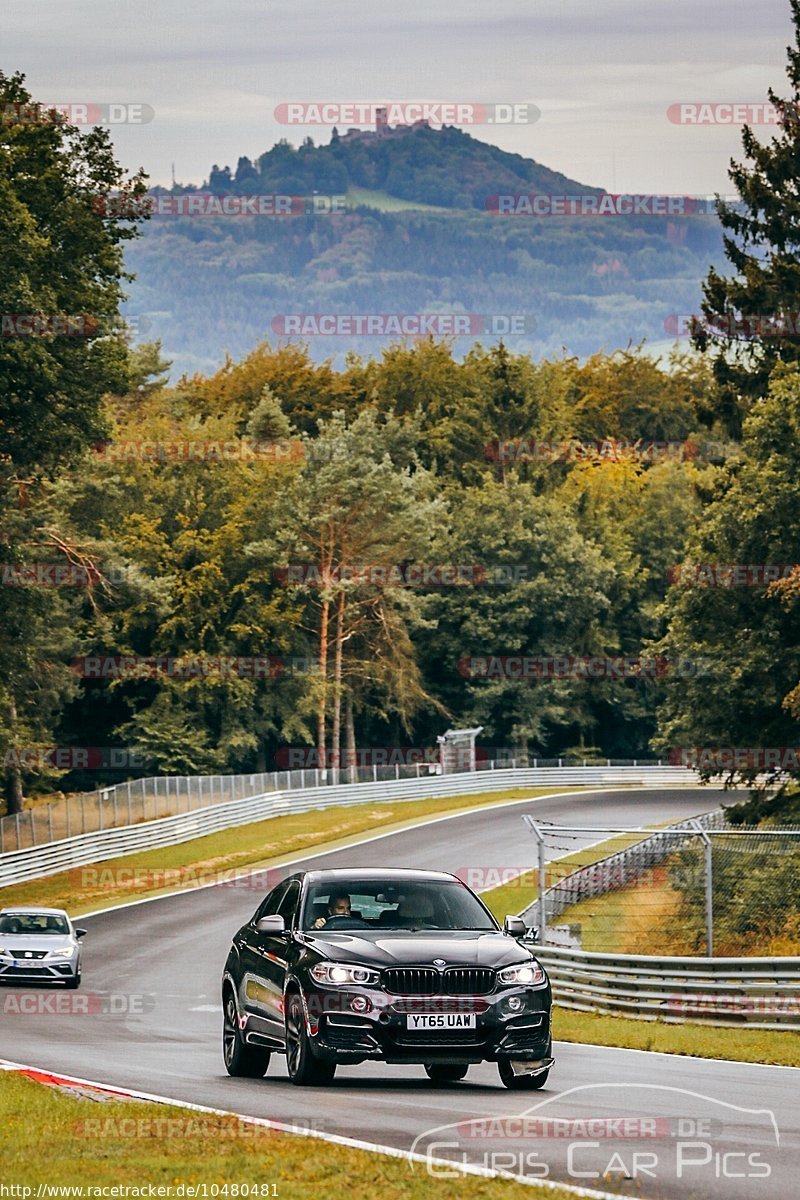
{"left": 553, "top": 1007, "right": 800, "bottom": 1067}
{"left": 1, "top": 787, "right": 582, "bottom": 916}
{"left": 480, "top": 826, "right": 800, "bottom": 1067}
{"left": 480, "top": 828, "right": 669, "bottom": 923}
{"left": 0, "top": 1071, "right": 581, "bottom": 1198}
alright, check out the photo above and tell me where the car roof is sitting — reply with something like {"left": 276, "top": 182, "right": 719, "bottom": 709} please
{"left": 0, "top": 906, "right": 70, "bottom": 916}
{"left": 303, "top": 868, "right": 459, "bottom": 884}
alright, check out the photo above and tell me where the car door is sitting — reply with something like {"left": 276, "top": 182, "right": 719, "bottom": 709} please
{"left": 247, "top": 879, "right": 302, "bottom": 1039}
{"left": 259, "top": 880, "right": 303, "bottom": 1037}
{"left": 237, "top": 880, "right": 290, "bottom": 1033}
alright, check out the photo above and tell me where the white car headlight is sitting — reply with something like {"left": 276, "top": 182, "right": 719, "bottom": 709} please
{"left": 498, "top": 962, "right": 546, "bottom": 986}
{"left": 50, "top": 946, "right": 75, "bottom": 958}
{"left": 310, "top": 962, "right": 379, "bottom": 986}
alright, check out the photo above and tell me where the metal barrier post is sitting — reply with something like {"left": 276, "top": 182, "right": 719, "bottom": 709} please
{"left": 692, "top": 820, "right": 715, "bottom": 957}
{"left": 524, "top": 817, "right": 547, "bottom": 943}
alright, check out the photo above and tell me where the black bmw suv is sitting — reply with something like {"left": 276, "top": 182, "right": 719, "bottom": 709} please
{"left": 222, "top": 867, "right": 553, "bottom": 1089}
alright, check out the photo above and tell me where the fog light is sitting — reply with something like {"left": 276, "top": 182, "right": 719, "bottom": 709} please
{"left": 507, "top": 995, "right": 523, "bottom": 1012}
{"left": 350, "top": 995, "right": 370, "bottom": 1014}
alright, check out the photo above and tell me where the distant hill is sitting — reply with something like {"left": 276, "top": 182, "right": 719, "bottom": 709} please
{"left": 124, "top": 127, "right": 726, "bottom": 377}
{"left": 202, "top": 124, "right": 602, "bottom": 211}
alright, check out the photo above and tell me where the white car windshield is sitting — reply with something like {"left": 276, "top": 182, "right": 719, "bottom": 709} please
{"left": 0, "top": 913, "right": 70, "bottom": 935}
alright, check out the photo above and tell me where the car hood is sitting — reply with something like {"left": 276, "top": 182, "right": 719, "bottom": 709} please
{"left": 0, "top": 935, "right": 73, "bottom": 952}
{"left": 302, "top": 929, "right": 536, "bottom": 969}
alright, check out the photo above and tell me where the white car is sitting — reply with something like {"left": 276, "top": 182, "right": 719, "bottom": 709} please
{"left": 0, "top": 907, "right": 86, "bottom": 988}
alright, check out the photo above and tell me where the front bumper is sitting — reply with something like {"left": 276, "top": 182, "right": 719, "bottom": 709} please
{"left": 303, "top": 982, "right": 552, "bottom": 1064}
{"left": 0, "top": 956, "right": 79, "bottom": 984}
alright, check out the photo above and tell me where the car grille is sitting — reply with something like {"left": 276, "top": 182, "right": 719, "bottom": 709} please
{"left": 12, "top": 951, "right": 47, "bottom": 960}
{"left": 382, "top": 967, "right": 495, "bottom": 995}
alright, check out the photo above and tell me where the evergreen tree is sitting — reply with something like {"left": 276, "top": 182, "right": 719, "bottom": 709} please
{"left": 694, "top": 0, "right": 800, "bottom": 433}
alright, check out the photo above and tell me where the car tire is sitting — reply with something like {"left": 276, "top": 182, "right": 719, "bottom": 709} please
{"left": 223, "top": 991, "right": 270, "bottom": 1078}
{"left": 424, "top": 1064, "right": 468, "bottom": 1083}
{"left": 64, "top": 973, "right": 81, "bottom": 990}
{"left": 285, "top": 992, "right": 336, "bottom": 1086}
{"left": 498, "top": 1060, "right": 549, "bottom": 1090}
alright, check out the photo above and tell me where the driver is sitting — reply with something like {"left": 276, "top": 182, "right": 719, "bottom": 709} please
{"left": 313, "top": 890, "right": 352, "bottom": 929}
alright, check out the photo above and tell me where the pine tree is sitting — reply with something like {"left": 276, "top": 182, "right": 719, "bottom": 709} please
{"left": 694, "top": 0, "right": 800, "bottom": 434}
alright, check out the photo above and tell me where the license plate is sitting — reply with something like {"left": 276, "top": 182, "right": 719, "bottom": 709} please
{"left": 406, "top": 1013, "right": 477, "bottom": 1030}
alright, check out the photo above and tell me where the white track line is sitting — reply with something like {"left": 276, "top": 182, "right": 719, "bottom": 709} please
{"left": 0, "top": 1057, "right": 628, "bottom": 1200}
{"left": 76, "top": 785, "right": 719, "bottom": 920}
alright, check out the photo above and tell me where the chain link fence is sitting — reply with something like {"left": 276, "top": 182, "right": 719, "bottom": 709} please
{"left": 522, "top": 816, "right": 800, "bottom": 958}
{"left": 0, "top": 756, "right": 671, "bottom": 854}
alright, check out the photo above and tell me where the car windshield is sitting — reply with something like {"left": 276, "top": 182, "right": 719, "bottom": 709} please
{"left": 0, "top": 913, "right": 70, "bottom": 935}
{"left": 301, "top": 879, "right": 497, "bottom": 932}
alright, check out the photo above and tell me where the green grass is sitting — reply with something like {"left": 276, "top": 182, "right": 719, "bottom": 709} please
{"left": 1, "top": 787, "right": 583, "bottom": 916}
{"left": 480, "top": 829, "right": 666, "bottom": 922}
{"left": 346, "top": 186, "right": 450, "bottom": 212}
{"left": 480, "top": 826, "right": 800, "bottom": 1066}
{"left": 0, "top": 1072, "right": 579, "bottom": 1198}
{"left": 553, "top": 1007, "right": 800, "bottom": 1067}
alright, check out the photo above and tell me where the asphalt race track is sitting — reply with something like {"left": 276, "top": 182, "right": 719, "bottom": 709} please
{"left": 1, "top": 787, "right": 797, "bottom": 1200}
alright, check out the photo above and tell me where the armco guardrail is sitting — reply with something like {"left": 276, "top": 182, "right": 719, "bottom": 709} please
{"left": 535, "top": 945, "right": 800, "bottom": 1031}
{"left": 0, "top": 764, "right": 701, "bottom": 889}
{"left": 0, "top": 756, "right": 679, "bottom": 853}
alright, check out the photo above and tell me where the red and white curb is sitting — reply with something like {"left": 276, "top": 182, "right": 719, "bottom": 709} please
{"left": 1, "top": 1057, "right": 622, "bottom": 1198}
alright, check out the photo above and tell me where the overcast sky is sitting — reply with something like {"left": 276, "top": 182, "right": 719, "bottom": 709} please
{"left": 3, "top": 0, "right": 795, "bottom": 194}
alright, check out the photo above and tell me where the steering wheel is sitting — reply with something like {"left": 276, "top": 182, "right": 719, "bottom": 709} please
{"left": 320, "top": 915, "right": 370, "bottom": 930}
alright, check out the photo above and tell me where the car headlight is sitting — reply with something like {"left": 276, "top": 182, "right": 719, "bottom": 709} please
{"left": 0, "top": 948, "right": 8, "bottom": 957}
{"left": 498, "top": 962, "right": 546, "bottom": 986}
{"left": 310, "top": 962, "right": 379, "bottom": 987}
{"left": 50, "top": 946, "right": 75, "bottom": 958}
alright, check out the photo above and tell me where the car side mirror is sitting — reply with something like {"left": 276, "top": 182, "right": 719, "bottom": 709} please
{"left": 255, "top": 915, "right": 286, "bottom": 935}
{"left": 74, "top": 929, "right": 87, "bottom": 939}
{"left": 504, "top": 915, "right": 527, "bottom": 937}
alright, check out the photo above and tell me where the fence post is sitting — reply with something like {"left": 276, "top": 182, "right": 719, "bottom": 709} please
{"left": 30, "top": 808, "right": 36, "bottom": 845}
{"left": 48, "top": 805, "right": 54, "bottom": 842}
{"left": 127, "top": 781, "right": 132, "bottom": 825}
{"left": 15, "top": 811, "right": 20, "bottom": 850}
{"left": 524, "top": 817, "right": 548, "bottom": 944}
{"left": 692, "top": 820, "right": 714, "bottom": 956}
